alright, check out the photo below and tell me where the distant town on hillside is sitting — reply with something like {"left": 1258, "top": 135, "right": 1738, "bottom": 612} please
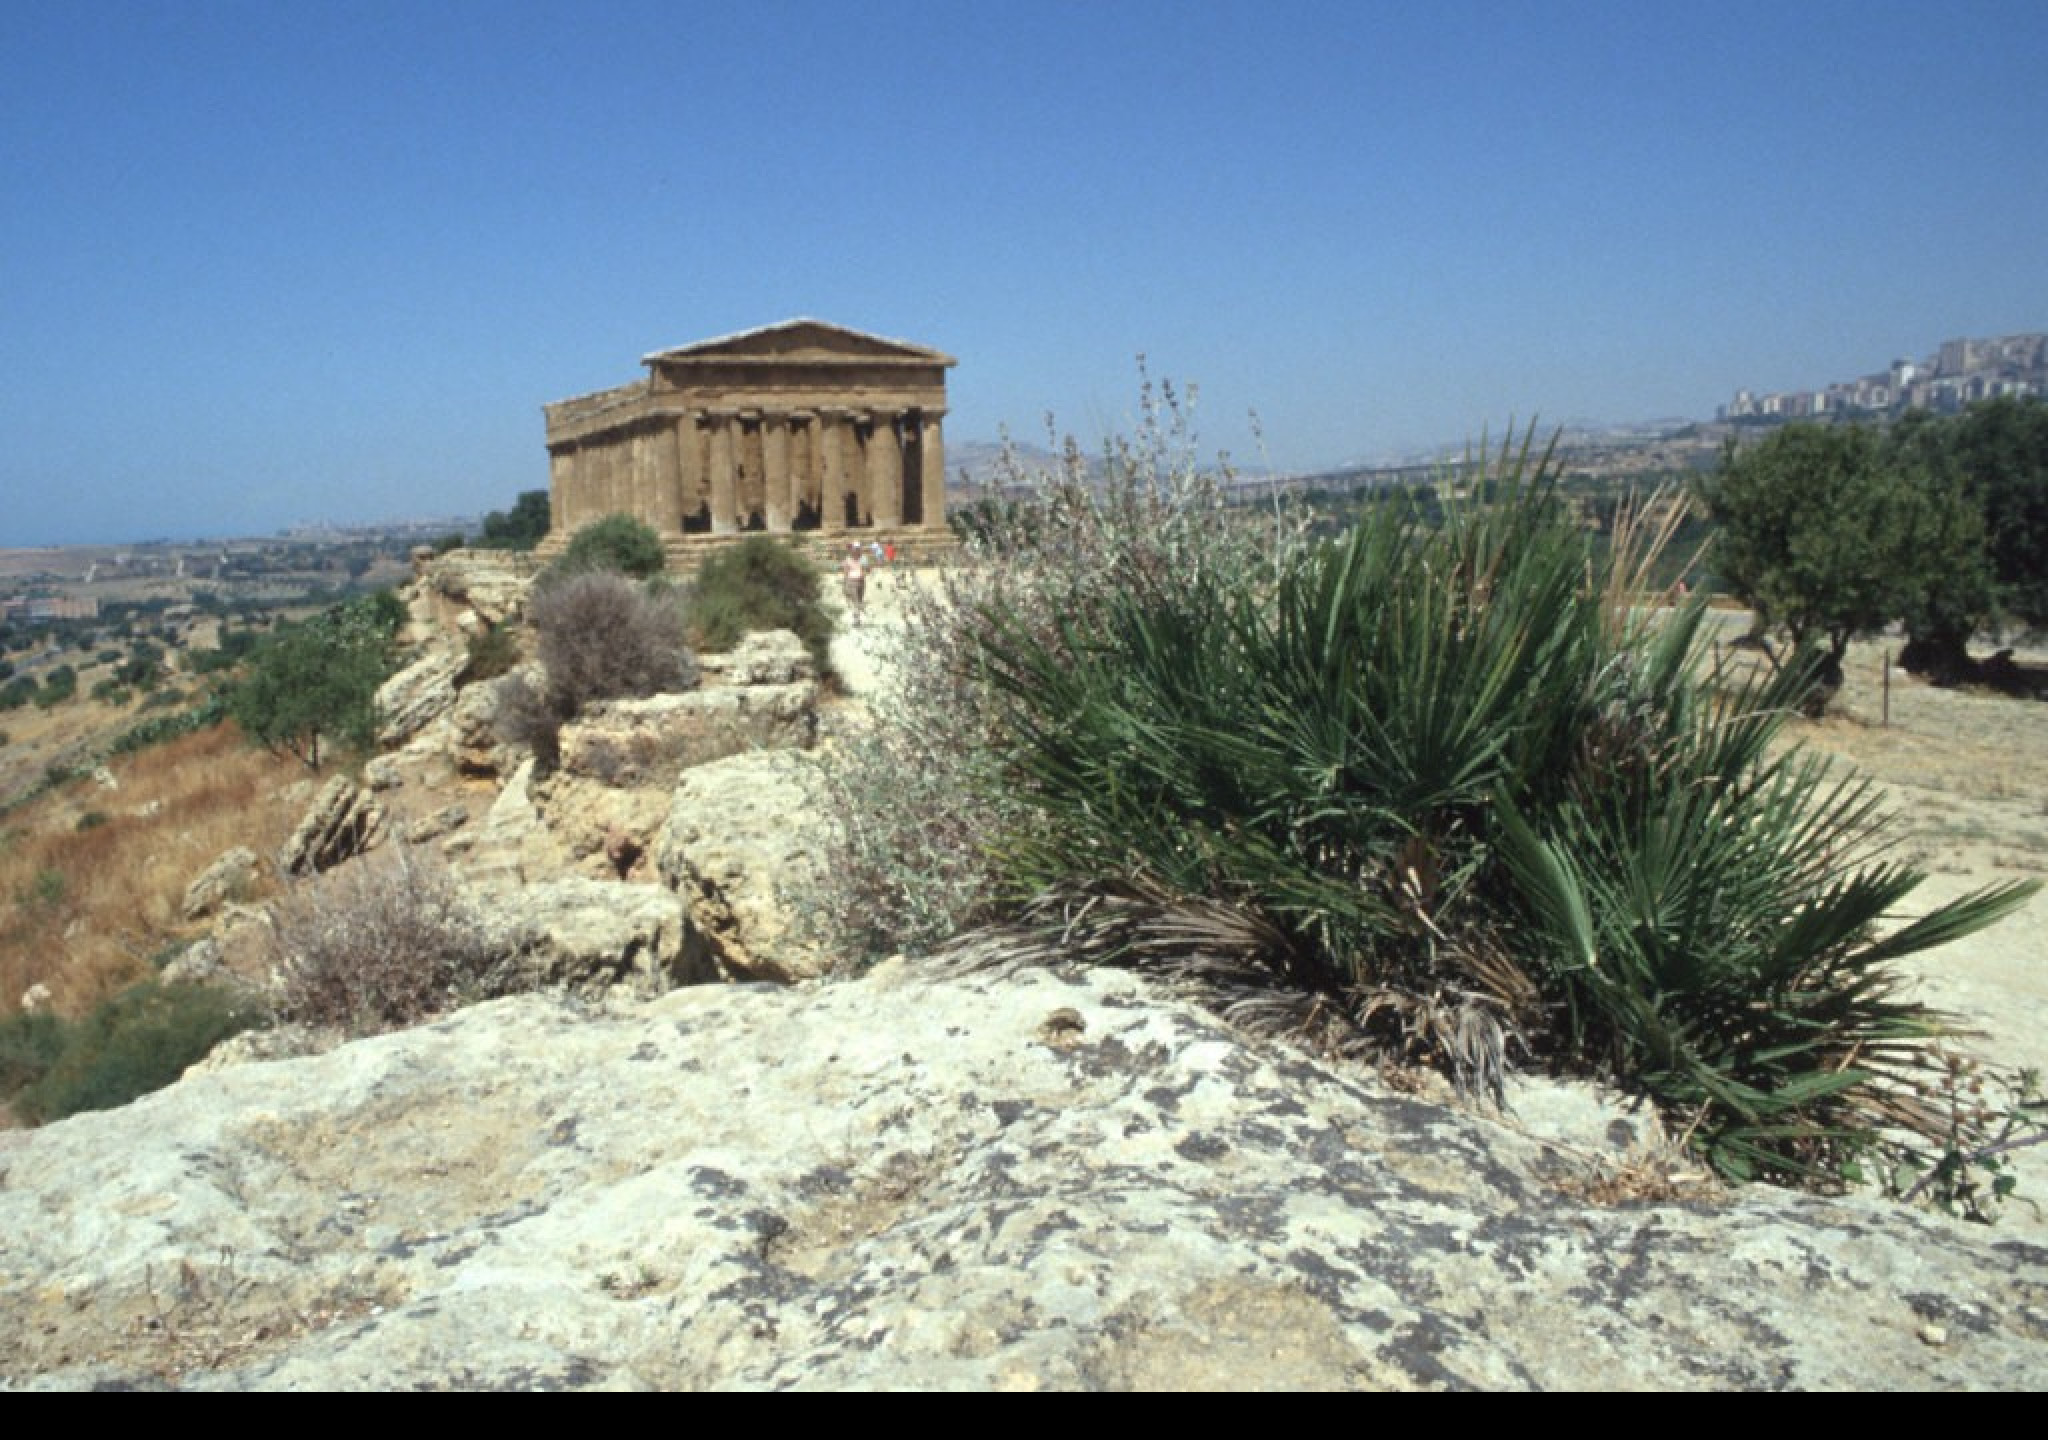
{"left": 1720, "top": 332, "right": 2046, "bottom": 422}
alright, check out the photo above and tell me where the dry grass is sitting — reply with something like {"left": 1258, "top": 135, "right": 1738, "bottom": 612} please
{"left": 0, "top": 723, "right": 305, "bottom": 1017}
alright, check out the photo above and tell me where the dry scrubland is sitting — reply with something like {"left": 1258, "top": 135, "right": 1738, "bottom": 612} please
{"left": 1775, "top": 625, "right": 2048, "bottom": 1077}
{"left": 0, "top": 724, "right": 304, "bottom": 1017}
{"left": 3, "top": 564, "right": 2044, "bottom": 1181}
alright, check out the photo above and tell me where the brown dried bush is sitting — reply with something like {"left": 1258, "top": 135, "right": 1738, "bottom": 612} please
{"left": 268, "top": 847, "right": 507, "bottom": 1035}
{"left": 495, "top": 571, "right": 697, "bottom": 768}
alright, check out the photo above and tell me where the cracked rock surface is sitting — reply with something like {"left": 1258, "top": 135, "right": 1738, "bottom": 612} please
{"left": 2, "top": 964, "right": 2043, "bottom": 1390}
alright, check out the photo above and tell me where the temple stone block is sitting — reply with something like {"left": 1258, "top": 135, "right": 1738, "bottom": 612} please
{"left": 543, "top": 320, "right": 955, "bottom": 556}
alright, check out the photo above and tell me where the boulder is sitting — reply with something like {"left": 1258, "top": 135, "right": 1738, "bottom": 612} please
{"left": 447, "top": 669, "right": 528, "bottom": 777}
{"left": 455, "top": 758, "right": 569, "bottom": 888}
{"left": 280, "top": 776, "right": 385, "bottom": 877}
{"left": 399, "top": 805, "right": 470, "bottom": 845}
{"left": 424, "top": 550, "right": 533, "bottom": 630}
{"left": 180, "top": 846, "right": 259, "bottom": 922}
{"left": 1, "top": 965, "right": 2042, "bottom": 1391}
{"left": 374, "top": 649, "right": 466, "bottom": 748}
{"left": 557, "top": 683, "right": 816, "bottom": 788}
{"left": 656, "top": 750, "right": 828, "bottom": 982}
{"left": 486, "top": 877, "right": 710, "bottom": 996}
{"left": 526, "top": 772, "right": 669, "bottom": 879}
{"left": 158, "top": 937, "right": 225, "bottom": 986}
{"left": 696, "top": 628, "right": 815, "bottom": 687}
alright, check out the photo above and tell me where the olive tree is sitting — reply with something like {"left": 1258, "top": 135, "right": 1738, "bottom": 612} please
{"left": 1696, "top": 422, "right": 1984, "bottom": 687}
{"left": 227, "top": 593, "right": 403, "bottom": 769}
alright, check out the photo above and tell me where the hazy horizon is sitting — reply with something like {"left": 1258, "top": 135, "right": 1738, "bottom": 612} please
{"left": 5, "top": 1, "right": 2044, "bottom": 547}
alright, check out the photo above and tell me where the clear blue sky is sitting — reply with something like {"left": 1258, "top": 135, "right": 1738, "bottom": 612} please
{"left": 4, "top": 1, "right": 2043, "bottom": 544}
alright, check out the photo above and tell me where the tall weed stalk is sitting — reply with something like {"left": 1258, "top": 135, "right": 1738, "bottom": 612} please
{"left": 810, "top": 370, "right": 1306, "bottom": 959}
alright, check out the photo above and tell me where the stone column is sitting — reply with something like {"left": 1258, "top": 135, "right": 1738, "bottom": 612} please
{"left": 652, "top": 421, "right": 683, "bottom": 534}
{"left": 739, "top": 413, "right": 766, "bottom": 527}
{"left": 869, "top": 412, "right": 904, "bottom": 529}
{"left": 919, "top": 411, "right": 946, "bottom": 530}
{"left": 549, "top": 451, "right": 571, "bottom": 533}
{"left": 628, "top": 428, "right": 650, "bottom": 528}
{"left": 707, "top": 413, "right": 739, "bottom": 535}
{"left": 762, "top": 414, "right": 793, "bottom": 532}
{"left": 679, "top": 414, "right": 707, "bottom": 527}
{"left": 820, "top": 411, "right": 849, "bottom": 530}
{"left": 788, "top": 412, "right": 817, "bottom": 524}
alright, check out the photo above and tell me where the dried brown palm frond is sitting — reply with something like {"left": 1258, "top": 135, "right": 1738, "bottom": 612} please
{"left": 935, "top": 875, "right": 1534, "bottom": 1106}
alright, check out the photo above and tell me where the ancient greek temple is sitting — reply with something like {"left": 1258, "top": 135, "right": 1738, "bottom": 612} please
{"left": 542, "top": 319, "right": 955, "bottom": 542}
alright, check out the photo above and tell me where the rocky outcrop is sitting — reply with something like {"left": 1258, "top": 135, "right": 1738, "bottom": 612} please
{"left": 557, "top": 684, "right": 816, "bottom": 789}
{"left": 280, "top": 777, "right": 385, "bottom": 876}
{"left": 422, "top": 550, "right": 533, "bottom": 631}
{"left": 450, "top": 758, "right": 568, "bottom": 887}
{"left": 373, "top": 649, "right": 465, "bottom": 749}
{"left": 398, "top": 804, "right": 470, "bottom": 845}
{"left": 696, "top": 628, "right": 815, "bottom": 687}
{"left": 1, "top": 964, "right": 2041, "bottom": 1391}
{"left": 448, "top": 670, "right": 527, "bottom": 777}
{"left": 522, "top": 772, "right": 670, "bottom": 880}
{"left": 485, "top": 877, "right": 710, "bottom": 996}
{"left": 657, "top": 750, "right": 828, "bottom": 982}
{"left": 181, "top": 847, "right": 259, "bottom": 922}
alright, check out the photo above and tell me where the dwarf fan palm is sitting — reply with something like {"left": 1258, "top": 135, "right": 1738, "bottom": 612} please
{"left": 963, "top": 433, "right": 2036, "bottom": 1184}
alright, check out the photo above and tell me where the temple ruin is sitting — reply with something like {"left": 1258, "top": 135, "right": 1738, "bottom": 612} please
{"left": 542, "top": 320, "right": 956, "bottom": 549}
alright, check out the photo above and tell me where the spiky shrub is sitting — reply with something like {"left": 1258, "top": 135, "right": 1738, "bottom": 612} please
{"left": 961, "top": 435, "right": 2036, "bottom": 1188}
{"left": 269, "top": 847, "right": 507, "bottom": 1035}
{"left": 685, "top": 535, "right": 835, "bottom": 676}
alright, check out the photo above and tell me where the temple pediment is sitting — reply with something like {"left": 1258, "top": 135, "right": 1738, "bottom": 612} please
{"left": 643, "top": 319, "right": 955, "bottom": 369}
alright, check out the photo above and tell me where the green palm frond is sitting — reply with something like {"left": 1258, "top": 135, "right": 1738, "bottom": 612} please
{"left": 959, "top": 423, "right": 2040, "bottom": 1188}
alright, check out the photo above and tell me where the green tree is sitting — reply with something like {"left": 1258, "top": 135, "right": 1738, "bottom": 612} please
{"left": 227, "top": 592, "right": 402, "bottom": 769}
{"left": 1883, "top": 411, "right": 1995, "bottom": 678}
{"left": 1949, "top": 396, "right": 2048, "bottom": 630}
{"left": 1696, "top": 422, "right": 1981, "bottom": 686}
{"left": 479, "top": 489, "right": 553, "bottom": 551}
{"left": 34, "top": 665, "right": 77, "bottom": 708}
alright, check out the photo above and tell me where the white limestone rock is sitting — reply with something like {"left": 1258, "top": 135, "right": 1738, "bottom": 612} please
{"left": 695, "top": 628, "right": 815, "bottom": 687}
{"left": 424, "top": 550, "right": 534, "bottom": 629}
{"left": 480, "top": 876, "right": 711, "bottom": 996}
{"left": 1, "top": 964, "right": 2043, "bottom": 1391}
{"left": 656, "top": 749, "right": 828, "bottom": 983}
{"left": 374, "top": 649, "right": 466, "bottom": 749}
{"left": 557, "top": 683, "right": 816, "bottom": 789}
